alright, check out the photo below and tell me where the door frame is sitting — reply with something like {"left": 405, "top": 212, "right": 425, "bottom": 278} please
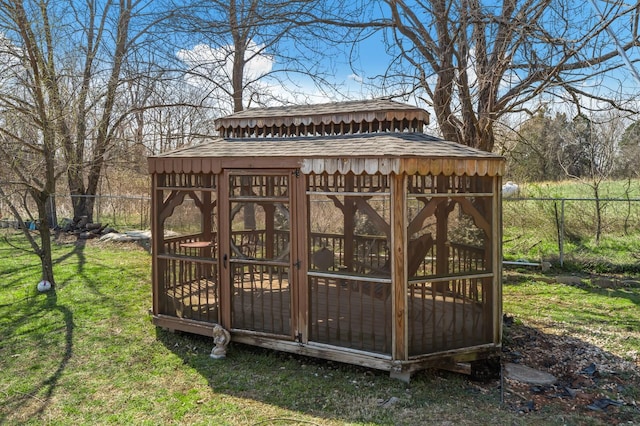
{"left": 218, "top": 168, "right": 307, "bottom": 342}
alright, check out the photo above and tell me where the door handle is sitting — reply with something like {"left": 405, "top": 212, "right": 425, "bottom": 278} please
{"left": 223, "top": 254, "right": 228, "bottom": 268}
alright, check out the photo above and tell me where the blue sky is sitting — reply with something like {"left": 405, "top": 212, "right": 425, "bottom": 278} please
{"left": 173, "top": 0, "right": 640, "bottom": 127}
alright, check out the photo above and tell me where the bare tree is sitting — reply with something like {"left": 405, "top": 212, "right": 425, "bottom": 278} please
{"left": 0, "top": 0, "right": 171, "bottom": 286}
{"left": 617, "top": 120, "right": 640, "bottom": 178}
{"left": 137, "top": 76, "right": 219, "bottom": 154}
{"left": 559, "top": 112, "right": 623, "bottom": 243}
{"left": 353, "top": 0, "right": 640, "bottom": 151}
{"left": 171, "top": 0, "right": 346, "bottom": 114}
{"left": 0, "top": 0, "right": 170, "bottom": 223}
{"left": 0, "top": 114, "right": 57, "bottom": 285}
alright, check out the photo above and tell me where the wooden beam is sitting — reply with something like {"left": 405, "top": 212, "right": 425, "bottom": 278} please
{"left": 264, "top": 204, "right": 275, "bottom": 260}
{"left": 455, "top": 198, "right": 491, "bottom": 235}
{"left": 159, "top": 190, "right": 187, "bottom": 224}
{"left": 153, "top": 315, "right": 211, "bottom": 334}
{"left": 344, "top": 175, "right": 355, "bottom": 271}
{"left": 492, "top": 176, "right": 503, "bottom": 345}
{"left": 391, "top": 173, "right": 407, "bottom": 361}
{"left": 407, "top": 197, "right": 446, "bottom": 236}
{"left": 435, "top": 206, "right": 449, "bottom": 276}
{"left": 292, "top": 169, "right": 309, "bottom": 343}
{"left": 151, "top": 173, "right": 163, "bottom": 316}
{"left": 219, "top": 171, "right": 232, "bottom": 329}
{"left": 434, "top": 178, "right": 450, "bottom": 292}
{"left": 201, "top": 176, "right": 213, "bottom": 259}
{"left": 352, "top": 197, "right": 391, "bottom": 240}
{"left": 232, "top": 334, "right": 396, "bottom": 371}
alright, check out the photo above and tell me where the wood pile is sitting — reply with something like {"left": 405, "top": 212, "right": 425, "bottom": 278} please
{"left": 60, "top": 216, "right": 116, "bottom": 239}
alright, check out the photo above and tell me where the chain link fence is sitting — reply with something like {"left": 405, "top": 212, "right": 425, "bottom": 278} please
{"left": 503, "top": 197, "right": 640, "bottom": 266}
{"left": 0, "top": 194, "right": 150, "bottom": 232}
{"left": 3, "top": 193, "right": 640, "bottom": 267}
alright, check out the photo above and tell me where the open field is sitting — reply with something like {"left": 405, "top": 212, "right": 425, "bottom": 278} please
{"left": 504, "top": 179, "right": 640, "bottom": 272}
{"left": 1, "top": 232, "right": 639, "bottom": 425}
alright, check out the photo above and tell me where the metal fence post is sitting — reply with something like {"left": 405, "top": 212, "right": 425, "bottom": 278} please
{"left": 560, "top": 199, "right": 565, "bottom": 267}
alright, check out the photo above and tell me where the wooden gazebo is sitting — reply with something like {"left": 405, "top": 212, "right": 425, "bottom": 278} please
{"left": 148, "top": 99, "right": 505, "bottom": 381}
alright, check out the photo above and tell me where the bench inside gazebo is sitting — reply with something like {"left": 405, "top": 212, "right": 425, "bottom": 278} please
{"left": 148, "top": 99, "right": 505, "bottom": 381}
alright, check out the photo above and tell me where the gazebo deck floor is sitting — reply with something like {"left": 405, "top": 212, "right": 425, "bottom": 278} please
{"left": 161, "top": 275, "right": 489, "bottom": 356}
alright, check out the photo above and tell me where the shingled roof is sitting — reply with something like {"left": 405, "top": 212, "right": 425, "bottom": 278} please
{"left": 148, "top": 99, "right": 504, "bottom": 176}
{"left": 215, "top": 99, "right": 430, "bottom": 137}
{"left": 149, "top": 133, "right": 504, "bottom": 176}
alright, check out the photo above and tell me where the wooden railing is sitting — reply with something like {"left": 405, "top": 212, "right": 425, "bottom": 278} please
{"left": 156, "top": 230, "right": 491, "bottom": 355}
{"left": 449, "top": 242, "right": 487, "bottom": 274}
{"left": 157, "top": 234, "right": 219, "bottom": 323}
{"left": 309, "top": 232, "right": 486, "bottom": 277}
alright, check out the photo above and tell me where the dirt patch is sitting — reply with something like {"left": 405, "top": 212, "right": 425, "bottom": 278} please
{"left": 498, "top": 316, "right": 640, "bottom": 423}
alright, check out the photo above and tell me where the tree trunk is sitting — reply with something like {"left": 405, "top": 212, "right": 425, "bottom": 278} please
{"left": 5, "top": 187, "right": 58, "bottom": 288}
{"left": 72, "top": 196, "right": 96, "bottom": 224}
{"left": 37, "top": 205, "right": 56, "bottom": 286}
{"left": 230, "top": 0, "right": 245, "bottom": 114}
{"left": 45, "top": 194, "right": 57, "bottom": 229}
{"left": 593, "top": 185, "right": 602, "bottom": 244}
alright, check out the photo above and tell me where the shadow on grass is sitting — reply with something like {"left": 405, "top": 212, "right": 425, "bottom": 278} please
{"left": 154, "top": 325, "right": 520, "bottom": 425}
{"left": 0, "top": 243, "right": 43, "bottom": 291}
{"left": 52, "top": 238, "right": 121, "bottom": 304}
{"left": 0, "top": 234, "right": 87, "bottom": 293}
{"left": 53, "top": 238, "right": 87, "bottom": 281}
{"left": 0, "top": 238, "right": 137, "bottom": 424}
{"left": 154, "top": 328, "right": 435, "bottom": 424}
{"left": 504, "top": 269, "right": 640, "bottom": 312}
{"left": 153, "top": 317, "right": 640, "bottom": 424}
{"left": 0, "top": 291, "right": 74, "bottom": 424}
{"left": 575, "top": 276, "right": 640, "bottom": 312}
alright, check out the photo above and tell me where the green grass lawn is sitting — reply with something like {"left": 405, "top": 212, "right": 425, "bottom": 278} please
{"left": 503, "top": 179, "right": 640, "bottom": 271}
{"left": 519, "top": 179, "right": 640, "bottom": 199}
{"left": 1, "top": 233, "right": 639, "bottom": 425}
{"left": 503, "top": 272, "right": 640, "bottom": 362}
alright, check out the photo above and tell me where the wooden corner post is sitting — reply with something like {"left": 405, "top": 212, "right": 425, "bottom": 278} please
{"left": 391, "top": 172, "right": 408, "bottom": 362}
{"left": 151, "top": 171, "right": 162, "bottom": 316}
{"left": 493, "top": 175, "right": 503, "bottom": 345}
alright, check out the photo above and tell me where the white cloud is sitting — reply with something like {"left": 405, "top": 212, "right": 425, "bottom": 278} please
{"left": 348, "top": 73, "right": 364, "bottom": 84}
{"left": 177, "top": 40, "right": 361, "bottom": 110}
{"left": 177, "top": 40, "right": 273, "bottom": 82}
{"left": 176, "top": 40, "right": 275, "bottom": 112}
